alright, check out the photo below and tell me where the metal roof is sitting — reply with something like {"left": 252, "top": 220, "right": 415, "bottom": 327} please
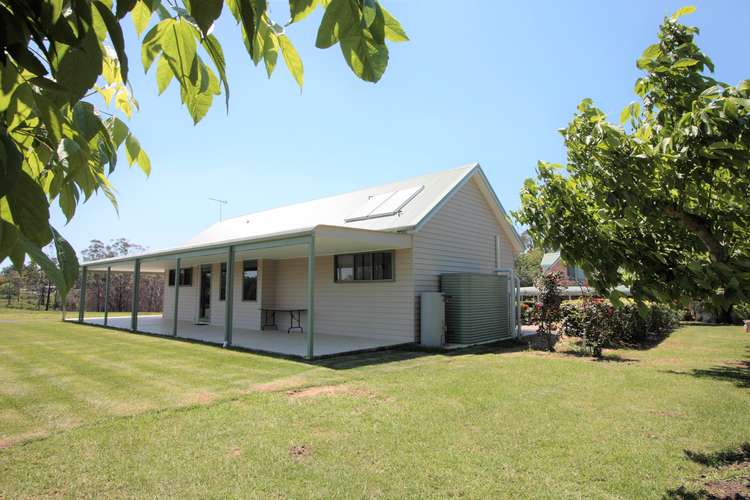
{"left": 186, "top": 163, "right": 489, "bottom": 245}
{"left": 540, "top": 251, "right": 561, "bottom": 270}
{"left": 83, "top": 163, "right": 524, "bottom": 268}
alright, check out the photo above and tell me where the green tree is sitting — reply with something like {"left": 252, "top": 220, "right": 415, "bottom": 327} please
{"left": 514, "top": 7, "right": 750, "bottom": 321}
{"left": 515, "top": 246, "right": 543, "bottom": 287}
{"left": 0, "top": 0, "right": 407, "bottom": 299}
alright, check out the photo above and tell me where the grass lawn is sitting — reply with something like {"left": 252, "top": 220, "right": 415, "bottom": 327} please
{"left": 0, "top": 312, "right": 748, "bottom": 498}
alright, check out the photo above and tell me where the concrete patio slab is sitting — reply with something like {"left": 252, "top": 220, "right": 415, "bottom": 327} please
{"left": 71, "top": 314, "right": 409, "bottom": 358}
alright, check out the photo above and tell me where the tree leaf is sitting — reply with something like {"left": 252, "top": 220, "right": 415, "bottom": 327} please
{"left": 339, "top": 30, "right": 388, "bottom": 83}
{"left": 6, "top": 171, "right": 53, "bottom": 247}
{"left": 202, "top": 34, "right": 229, "bottom": 109}
{"left": 362, "top": 0, "right": 376, "bottom": 27}
{"left": 156, "top": 55, "right": 173, "bottom": 94}
{"left": 59, "top": 183, "right": 80, "bottom": 222}
{"left": 160, "top": 18, "right": 198, "bottom": 88}
{"left": 232, "top": 0, "right": 258, "bottom": 59}
{"left": 116, "top": 0, "right": 138, "bottom": 19}
{"left": 73, "top": 101, "right": 104, "bottom": 143}
{"left": 6, "top": 44, "right": 48, "bottom": 76}
{"left": 57, "top": 138, "right": 88, "bottom": 178}
{"left": 137, "top": 147, "right": 151, "bottom": 176}
{"left": 315, "top": 0, "right": 355, "bottom": 49}
{"left": 106, "top": 116, "right": 130, "bottom": 147}
{"left": 141, "top": 19, "right": 168, "bottom": 71}
{"left": 381, "top": 4, "right": 408, "bottom": 42}
{"left": 17, "top": 231, "right": 65, "bottom": 298}
{"left": 0, "top": 133, "right": 22, "bottom": 199}
{"left": 125, "top": 132, "right": 151, "bottom": 175}
{"left": 260, "top": 22, "right": 279, "bottom": 77}
{"left": 186, "top": 0, "right": 223, "bottom": 36}
{"left": 34, "top": 93, "right": 64, "bottom": 147}
{"left": 0, "top": 61, "right": 21, "bottom": 113}
{"left": 51, "top": 227, "right": 80, "bottom": 298}
{"left": 94, "top": 1, "right": 129, "bottom": 82}
{"left": 180, "top": 58, "right": 220, "bottom": 124}
{"left": 636, "top": 43, "right": 661, "bottom": 70}
{"left": 673, "top": 58, "right": 699, "bottom": 69}
{"left": 279, "top": 34, "right": 303, "bottom": 89}
{"left": 671, "top": 5, "right": 696, "bottom": 20}
{"left": 289, "top": 0, "right": 319, "bottom": 23}
{"left": 125, "top": 132, "right": 141, "bottom": 167}
{"left": 55, "top": 32, "right": 103, "bottom": 101}
{"left": 0, "top": 220, "right": 20, "bottom": 264}
{"left": 131, "top": 0, "right": 153, "bottom": 36}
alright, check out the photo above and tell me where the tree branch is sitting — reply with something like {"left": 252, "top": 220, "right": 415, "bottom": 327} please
{"left": 663, "top": 206, "right": 727, "bottom": 262}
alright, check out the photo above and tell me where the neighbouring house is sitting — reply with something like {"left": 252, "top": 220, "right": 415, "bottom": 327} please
{"left": 76, "top": 164, "right": 524, "bottom": 358}
{"left": 540, "top": 251, "right": 588, "bottom": 286}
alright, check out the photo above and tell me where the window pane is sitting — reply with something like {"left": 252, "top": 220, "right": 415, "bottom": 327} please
{"left": 362, "top": 253, "right": 372, "bottom": 280}
{"left": 243, "top": 260, "right": 257, "bottom": 301}
{"left": 373, "top": 252, "right": 383, "bottom": 280}
{"left": 168, "top": 269, "right": 175, "bottom": 286}
{"left": 180, "top": 268, "right": 192, "bottom": 286}
{"left": 336, "top": 255, "right": 354, "bottom": 281}
{"left": 354, "top": 254, "right": 364, "bottom": 280}
{"left": 220, "top": 263, "right": 227, "bottom": 301}
{"left": 382, "top": 252, "right": 393, "bottom": 280}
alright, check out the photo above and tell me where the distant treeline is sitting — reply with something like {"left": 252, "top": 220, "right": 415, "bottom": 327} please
{"left": 1, "top": 238, "right": 164, "bottom": 313}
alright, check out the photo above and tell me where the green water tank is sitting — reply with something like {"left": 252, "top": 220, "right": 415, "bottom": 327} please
{"left": 440, "top": 273, "right": 511, "bottom": 344}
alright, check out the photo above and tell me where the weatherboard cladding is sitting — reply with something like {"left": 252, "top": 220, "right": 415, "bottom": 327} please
{"left": 163, "top": 252, "right": 414, "bottom": 342}
{"left": 412, "top": 176, "right": 516, "bottom": 340}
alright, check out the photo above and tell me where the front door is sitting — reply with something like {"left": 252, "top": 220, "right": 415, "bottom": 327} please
{"left": 199, "top": 265, "right": 211, "bottom": 321}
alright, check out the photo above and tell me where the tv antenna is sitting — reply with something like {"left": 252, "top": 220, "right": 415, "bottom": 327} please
{"left": 209, "top": 198, "right": 228, "bottom": 221}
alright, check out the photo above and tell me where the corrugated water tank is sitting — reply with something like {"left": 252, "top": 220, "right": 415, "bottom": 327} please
{"left": 440, "top": 273, "right": 511, "bottom": 344}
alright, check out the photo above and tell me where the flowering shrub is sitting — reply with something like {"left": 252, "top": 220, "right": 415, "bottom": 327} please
{"left": 559, "top": 302, "right": 584, "bottom": 337}
{"left": 532, "top": 272, "right": 563, "bottom": 351}
{"left": 580, "top": 300, "right": 615, "bottom": 357}
{"left": 558, "top": 299, "right": 681, "bottom": 357}
{"left": 520, "top": 302, "right": 535, "bottom": 325}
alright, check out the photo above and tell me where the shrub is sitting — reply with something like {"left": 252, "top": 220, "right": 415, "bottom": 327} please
{"left": 731, "top": 303, "right": 750, "bottom": 322}
{"left": 532, "top": 272, "right": 563, "bottom": 351}
{"left": 616, "top": 303, "right": 650, "bottom": 343}
{"left": 520, "top": 301, "right": 535, "bottom": 325}
{"left": 579, "top": 300, "right": 617, "bottom": 357}
{"left": 560, "top": 302, "right": 584, "bottom": 338}
{"left": 558, "top": 299, "right": 680, "bottom": 357}
{"left": 649, "top": 303, "right": 680, "bottom": 333}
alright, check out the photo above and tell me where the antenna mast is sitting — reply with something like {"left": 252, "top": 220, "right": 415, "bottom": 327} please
{"left": 208, "top": 198, "right": 228, "bottom": 222}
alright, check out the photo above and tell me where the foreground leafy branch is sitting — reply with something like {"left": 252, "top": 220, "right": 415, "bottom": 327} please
{"left": 0, "top": 0, "right": 407, "bottom": 298}
{"left": 514, "top": 6, "right": 750, "bottom": 318}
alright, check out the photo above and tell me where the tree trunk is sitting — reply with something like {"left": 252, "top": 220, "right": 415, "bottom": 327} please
{"left": 663, "top": 206, "right": 727, "bottom": 263}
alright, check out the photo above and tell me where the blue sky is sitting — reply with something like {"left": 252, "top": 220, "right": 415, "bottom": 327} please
{"left": 51, "top": 0, "right": 750, "bottom": 255}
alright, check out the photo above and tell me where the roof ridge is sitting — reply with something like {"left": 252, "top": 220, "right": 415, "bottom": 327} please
{"left": 211, "top": 162, "right": 478, "bottom": 225}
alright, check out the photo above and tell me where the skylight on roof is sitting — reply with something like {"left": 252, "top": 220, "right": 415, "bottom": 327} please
{"left": 345, "top": 185, "right": 424, "bottom": 222}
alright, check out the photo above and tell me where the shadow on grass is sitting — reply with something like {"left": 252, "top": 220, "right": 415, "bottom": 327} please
{"left": 617, "top": 330, "right": 675, "bottom": 351}
{"left": 684, "top": 442, "right": 750, "bottom": 468}
{"left": 664, "top": 443, "right": 750, "bottom": 499}
{"left": 574, "top": 351, "right": 639, "bottom": 363}
{"left": 662, "top": 486, "right": 709, "bottom": 499}
{"left": 665, "top": 353, "right": 750, "bottom": 389}
{"left": 550, "top": 338, "right": 639, "bottom": 363}
{"left": 315, "top": 339, "right": 529, "bottom": 370}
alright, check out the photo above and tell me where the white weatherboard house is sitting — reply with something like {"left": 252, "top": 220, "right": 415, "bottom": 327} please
{"left": 77, "top": 164, "right": 524, "bottom": 358}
